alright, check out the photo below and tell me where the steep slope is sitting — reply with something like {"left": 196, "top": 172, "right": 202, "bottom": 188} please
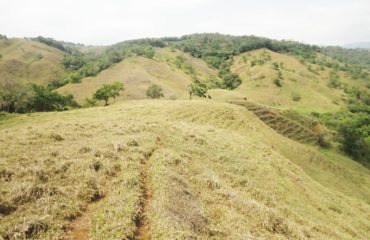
{"left": 1, "top": 100, "right": 369, "bottom": 239}
{"left": 57, "top": 48, "right": 221, "bottom": 104}
{"left": 231, "top": 48, "right": 368, "bottom": 113}
{"left": 0, "top": 38, "right": 65, "bottom": 86}
{"left": 230, "top": 100, "right": 319, "bottom": 144}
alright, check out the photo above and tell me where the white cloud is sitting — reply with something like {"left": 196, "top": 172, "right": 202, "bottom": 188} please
{"left": 0, "top": 0, "right": 369, "bottom": 45}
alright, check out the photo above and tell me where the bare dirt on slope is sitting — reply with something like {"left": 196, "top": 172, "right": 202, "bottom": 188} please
{"left": 70, "top": 196, "right": 105, "bottom": 240}
{"left": 133, "top": 137, "right": 162, "bottom": 240}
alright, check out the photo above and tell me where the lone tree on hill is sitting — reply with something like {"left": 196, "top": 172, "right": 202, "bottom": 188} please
{"left": 94, "top": 81, "right": 124, "bottom": 105}
{"left": 188, "top": 80, "right": 211, "bottom": 99}
{"left": 146, "top": 84, "right": 164, "bottom": 99}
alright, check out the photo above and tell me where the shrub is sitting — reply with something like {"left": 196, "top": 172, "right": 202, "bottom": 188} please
{"left": 272, "top": 61, "right": 279, "bottom": 70}
{"left": 221, "top": 72, "right": 242, "bottom": 90}
{"left": 318, "top": 133, "right": 331, "bottom": 148}
{"left": 90, "top": 160, "right": 102, "bottom": 172}
{"left": 328, "top": 78, "right": 342, "bottom": 88}
{"left": 146, "top": 84, "right": 164, "bottom": 99}
{"left": 188, "top": 80, "right": 210, "bottom": 99}
{"left": 84, "top": 97, "right": 98, "bottom": 107}
{"left": 250, "top": 59, "right": 257, "bottom": 67}
{"left": 291, "top": 92, "right": 301, "bottom": 102}
{"left": 273, "top": 78, "right": 282, "bottom": 87}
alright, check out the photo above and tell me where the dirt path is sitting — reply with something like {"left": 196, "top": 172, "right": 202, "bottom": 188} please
{"left": 70, "top": 197, "right": 104, "bottom": 240}
{"left": 134, "top": 161, "right": 152, "bottom": 240}
{"left": 134, "top": 136, "right": 162, "bottom": 240}
{"left": 70, "top": 137, "right": 161, "bottom": 240}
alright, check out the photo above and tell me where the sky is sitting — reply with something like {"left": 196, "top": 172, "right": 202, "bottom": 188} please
{"left": 0, "top": 0, "right": 369, "bottom": 46}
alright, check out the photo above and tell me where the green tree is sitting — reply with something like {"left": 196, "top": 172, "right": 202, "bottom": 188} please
{"left": 93, "top": 82, "right": 124, "bottom": 105}
{"left": 0, "top": 80, "right": 31, "bottom": 112}
{"left": 146, "top": 84, "right": 164, "bottom": 99}
{"left": 188, "top": 80, "right": 210, "bottom": 99}
{"left": 29, "top": 85, "right": 78, "bottom": 111}
{"left": 338, "top": 114, "right": 370, "bottom": 163}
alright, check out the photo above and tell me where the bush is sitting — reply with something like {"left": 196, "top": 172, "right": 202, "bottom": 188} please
{"left": 221, "top": 72, "right": 242, "bottom": 90}
{"left": 318, "top": 133, "right": 331, "bottom": 148}
{"left": 84, "top": 97, "right": 98, "bottom": 107}
{"left": 188, "top": 80, "right": 210, "bottom": 99}
{"left": 328, "top": 78, "right": 342, "bottom": 88}
{"left": 146, "top": 84, "right": 164, "bottom": 99}
{"left": 292, "top": 92, "right": 301, "bottom": 102}
{"left": 250, "top": 59, "right": 257, "bottom": 67}
{"left": 272, "top": 61, "right": 279, "bottom": 70}
{"left": 273, "top": 78, "right": 282, "bottom": 87}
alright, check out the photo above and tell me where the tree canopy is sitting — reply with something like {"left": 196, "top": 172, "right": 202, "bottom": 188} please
{"left": 93, "top": 82, "right": 125, "bottom": 105}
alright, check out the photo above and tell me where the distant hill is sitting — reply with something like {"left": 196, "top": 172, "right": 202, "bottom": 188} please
{"left": 230, "top": 48, "right": 368, "bottom": 113}
{"left": 323, "top": 46, "right": 370, "bottom": 70}
{"left": 57, "top": 48, "right": 221, "bottom": 104}
{"left": 343, "top": 42, "right": 370, "bottom": 49}
{"left": 0, "top": 38, "right": 65, "bottom": 86}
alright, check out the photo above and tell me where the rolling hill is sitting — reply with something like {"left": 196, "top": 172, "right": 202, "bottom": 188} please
{"left": 57, "top": 45, "right": 369, "bottom": 114}
{"left": 0, "top": 38, "right": 65, "bottom": 86}
{"left": 57, "top": 48, "right": 221, "bottom": 104}
{"left": 231, "top": 48, "right": 368, "bottom": 112}
{"left": 0, "top": 100, "right": 369, "bottom": 239}
{"left": 0, "top": 33, "right": 369, "bottom": 240}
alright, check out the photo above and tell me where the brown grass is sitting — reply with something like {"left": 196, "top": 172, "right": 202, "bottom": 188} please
{"left": 0, "top": 100, "right": 369, "bottom": 239}
{"left": 0, "top": 38, "right": 64, "bottom": 86}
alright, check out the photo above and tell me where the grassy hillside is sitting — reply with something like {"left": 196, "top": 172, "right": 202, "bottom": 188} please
{"left": 231, "top": 48, "right": 368, "bottom": 113}
{"left": 57, "top": 48, "right": 221, "bottom": 104}
{"left": 0, "top": 38, "right": 65, "bottom": 86}
{"left": 1, "top": 100, "right": 369, "bottom": 239}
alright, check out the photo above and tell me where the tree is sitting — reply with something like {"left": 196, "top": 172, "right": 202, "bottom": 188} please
{"left": 110, "top": 82, "right": 125, "bottom": 101}
{"left": 93, "top": 82, "right": 124, "bottom": 105}
{"left": 146, "top": 84, "right": 164, "bottom": 99}
{"left": 338, "top": 114, "right": 370, "bottom": 163}
{"left": 221, "top": 72, "right": 241, "bottom": 90}
{"left": 0, "top": 80, "right": 31, "bottom": 113}
{"left": 29, "top": 85, "right": 78, "bottom": 111}
{"left": 188, "top": 80, "right": 210, "bottom": 99}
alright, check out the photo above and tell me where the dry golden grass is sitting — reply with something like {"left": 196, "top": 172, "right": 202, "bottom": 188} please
{"left": 57, "top": 48, "right": 221, "bottom": 104}
{"left": 0, "top": 38, "right": 65, "bottom": 86}
{"left": 1, "top": 100, "right": 369, "bottom": 239}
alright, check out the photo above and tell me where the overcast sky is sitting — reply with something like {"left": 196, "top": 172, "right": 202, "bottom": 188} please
{"left": 0, "top": 0, "right": 369, "bottom": 46}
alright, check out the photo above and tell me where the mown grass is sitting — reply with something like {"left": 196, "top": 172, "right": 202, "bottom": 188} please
{"left": 0, "top": 100, "right": 369, "bottom": 239}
